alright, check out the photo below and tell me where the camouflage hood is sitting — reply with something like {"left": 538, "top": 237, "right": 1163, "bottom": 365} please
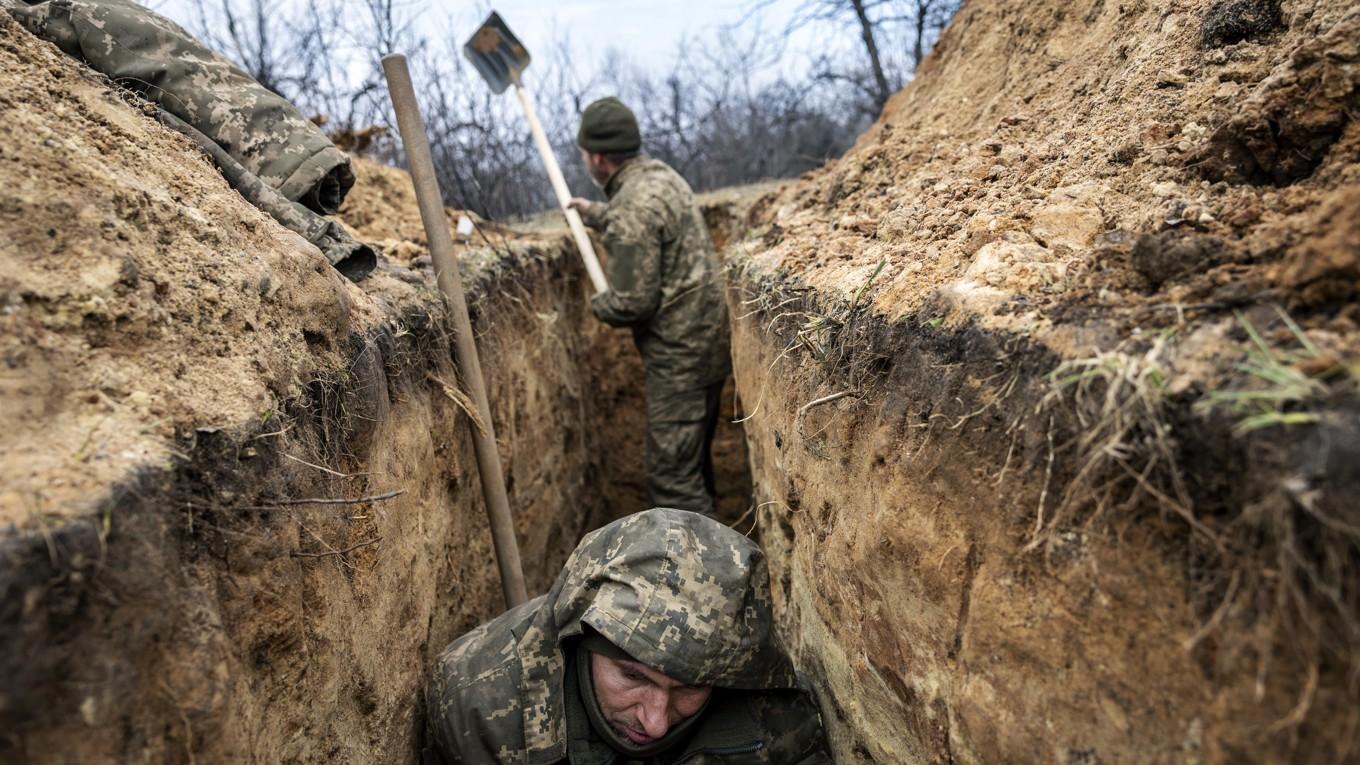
{"left": 543, "top": 508, "right": 795, "bottom": 688}
{"left": 465, "top": 509, "right": 797, "bottom": 763}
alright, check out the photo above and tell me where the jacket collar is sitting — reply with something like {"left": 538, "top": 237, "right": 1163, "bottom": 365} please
{"left": 604, "top": 155, "right": 648, "bottom": 199}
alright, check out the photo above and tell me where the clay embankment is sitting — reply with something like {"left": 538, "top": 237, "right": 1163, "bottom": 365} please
{"left": 726, "top": 0, "right": 1359, "bottom": 762}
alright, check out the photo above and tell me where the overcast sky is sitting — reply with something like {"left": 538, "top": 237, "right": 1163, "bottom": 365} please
{"left": 145, "top": 0, "right": 835, "bottom": 79}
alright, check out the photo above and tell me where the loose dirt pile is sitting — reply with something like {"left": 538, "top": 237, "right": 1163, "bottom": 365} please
{"left": 751, "top": 1, "right": 1358, "bottom": 333}
{"left": 726, "top": 0, "right": 1358, "bottom": 762}
{"left": 0, "top": 12, "right": 378, "bottom": 527}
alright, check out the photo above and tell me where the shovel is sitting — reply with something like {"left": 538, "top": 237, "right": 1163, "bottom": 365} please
{"left": 464, "top": 12, "right": 609, "bottom": 295}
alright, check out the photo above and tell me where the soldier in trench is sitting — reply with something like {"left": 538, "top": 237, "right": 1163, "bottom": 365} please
{"left": 567, "top": 99, "right": 731, "bottom": 517}
{"left": 425, "top": 508, "right": 831, "bottom": 765}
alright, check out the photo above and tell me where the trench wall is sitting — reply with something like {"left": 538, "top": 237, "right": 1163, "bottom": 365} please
{"left": 726, "top": 270, "right": 1356, "bottom": 765}
{"left": 0, "top": 243, "right": 632, "bottom": 763}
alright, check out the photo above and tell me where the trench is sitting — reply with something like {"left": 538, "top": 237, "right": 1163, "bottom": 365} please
{"left": 0, "top": 212, "right": 756, "bottom": 763}
{"left": 4, "top": 186, "right": 1356, "bottom": 765}
{"left": 1, "top": 26, "right": 760, "bottom": 755}
{"left": 6, "top": 1, "right": 1360, "bottom": 760}
{"left": 6, "top": 190, "right": 1353, "bottom": 764}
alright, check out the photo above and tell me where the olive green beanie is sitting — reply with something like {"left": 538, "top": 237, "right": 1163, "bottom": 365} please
{"left": 577, "top": 97, "right": 642, "bottom": 154}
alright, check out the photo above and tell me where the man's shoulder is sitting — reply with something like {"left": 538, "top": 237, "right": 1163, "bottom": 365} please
{"left": 436, "top": 611, "right": 523, "bottom": 690}
{"left": 614, "top": 158, "right": 694, "bottom": 208}
{"left": 428, "top": 600, "right": 543, "bottom": 764}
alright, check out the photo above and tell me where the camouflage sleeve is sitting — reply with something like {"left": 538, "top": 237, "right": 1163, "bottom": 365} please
{"left": 425, "top": 599, "right": 547, "bottom": 765}
{"left": 590, "top": 201, "right": 664, "bottom": 326}
{"left": 426, "top": 665, "right": 515, "bottom": 765}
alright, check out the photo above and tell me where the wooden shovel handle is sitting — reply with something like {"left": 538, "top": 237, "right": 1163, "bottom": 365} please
{"left": 382, "top": 54, "right": 529, "bottom": 609}
{"left": 514, "top": 84, "right": 610, "bottom": 294}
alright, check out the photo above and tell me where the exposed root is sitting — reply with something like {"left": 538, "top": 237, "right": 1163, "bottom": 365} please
{"left": 1024, "top": 416, "right": 1056, "bottom": 554}
{"left": 1266, "top": 661, "right": 1319, "bottom": 735}
{"left": 261, "top": 490, "right": 405, "bottom": 508}
{"left": 292, "top": 536, "right": 383, "bottom": 561}
{"left": 428, "top": 372, "right": 489, "bottom": 438}
{"left": 1183, "top": 570, "right": 1241, "bottom": 651}
{"left": 1031, "top": 335, "right": 1216, "bottom": 551}
{"left": 282, "top": 453, "right": 372, "bottom": 479}
{"left": 795, "top": 390, "right": 857, "bottom": 458}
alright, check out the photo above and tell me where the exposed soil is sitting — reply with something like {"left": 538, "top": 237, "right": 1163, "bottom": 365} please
{"left": 0, "top": 13, "right": 374, "bottom": 527}
{"left": 747, "top": 1, "right": 1359, "bottom": 336}
{"left": 4, "top": 0, "right": 1358, "bottom": 762}
{"left": 724, "top": 0, "right": 1359, "bottom": 762}
{"left": 0, "top": 14, "right": 751, "bottom": 763}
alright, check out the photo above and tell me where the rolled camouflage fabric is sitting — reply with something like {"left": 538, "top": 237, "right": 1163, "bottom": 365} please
{"left": 427, "top": 509, "right": 831, "bottom": 764}
{"left": 155, "top": 109, "right": 375, "bottom": 282}
{"left": 8, "top": 0, "right": 354, "bottom": 214}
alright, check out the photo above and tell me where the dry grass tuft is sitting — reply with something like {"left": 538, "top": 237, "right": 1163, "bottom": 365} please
{"left": 1033, "top": 333, "right": 1219, "bottom": 552}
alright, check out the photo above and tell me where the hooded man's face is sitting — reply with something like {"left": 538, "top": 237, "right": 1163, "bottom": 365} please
{"left": 589, "top": 653, "right": 712, "bottom": 745}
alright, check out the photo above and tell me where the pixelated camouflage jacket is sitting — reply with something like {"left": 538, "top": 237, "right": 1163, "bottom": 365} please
{"left": 427, "top": 509, "right": 830, "bottom": 765}
{"left": 581, "top": 158, "right": 731, "bottom": 392}
{"left": 7, "top": 0, "right": 353, "bottom": 214}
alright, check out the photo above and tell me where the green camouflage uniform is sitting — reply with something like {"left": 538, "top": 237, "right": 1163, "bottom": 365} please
{"left": 426, "top": 509, "right": 830, "bottom": 765}
{"left": 6, "top": 0, "right": 374, "bottom": 279}
{"left": 581, "top": 158, "right": 732, "bottom": 516}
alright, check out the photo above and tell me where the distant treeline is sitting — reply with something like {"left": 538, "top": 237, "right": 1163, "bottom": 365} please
{"left": 180, "top": 0, "right": 959, "bottom": 218}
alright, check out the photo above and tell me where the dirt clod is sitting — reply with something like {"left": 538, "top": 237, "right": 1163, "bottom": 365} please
{"left": 1200, "top": 0, "right": 1283, "bottom": 48}
{"left": 1192, "top": 8, "right": 1359, "bottom": 185}
{"left": 1131, "top": 230, "right": 1223, "bottom": 289}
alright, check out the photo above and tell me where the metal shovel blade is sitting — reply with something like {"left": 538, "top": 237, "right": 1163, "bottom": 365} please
{"left": 463, "top": 11, "right": 531, "bottom": 94}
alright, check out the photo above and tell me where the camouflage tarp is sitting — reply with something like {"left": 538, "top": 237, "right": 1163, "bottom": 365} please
{"left": 8, "top": 0, "right": 353, "bottom": 215}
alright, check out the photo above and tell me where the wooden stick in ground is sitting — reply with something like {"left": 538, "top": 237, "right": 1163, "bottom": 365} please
{"left": 381, "top": 54, "right": 529, "bottom": 609}
{"left": 513, "top": 83, "right": 609, "bottom": 294}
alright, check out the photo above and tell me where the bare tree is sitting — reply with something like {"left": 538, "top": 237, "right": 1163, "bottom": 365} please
{"left": 890, "top": 0, "right": 960, "bottom": 71}
{"left": 171, "top": 0, "right": 957, "bottom": 219}
{"left": 848, "top": 0, "right": 893, "bottom": 107}
{"left": 744, "top": 0, "right": 900, "bottom": 108}
{"left": 741, "top": 0, "right": 960, "bottom": 109}
{"left": 188, "top": 0, "right": 325, "bottom": 100}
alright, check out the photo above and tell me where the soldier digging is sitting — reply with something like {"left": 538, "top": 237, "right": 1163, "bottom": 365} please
{"left": 568, "top": 99, "right": 731, "bottom": 516}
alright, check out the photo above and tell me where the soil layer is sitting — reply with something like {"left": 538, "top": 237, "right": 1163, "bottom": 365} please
{"left": 724, "top": 0, "right": 1359, "bottom": 762}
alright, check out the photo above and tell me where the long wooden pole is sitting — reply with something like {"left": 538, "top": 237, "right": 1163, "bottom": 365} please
{"left": 513, "top": 83, "right": 609, "bottom": 295}
{"left": 381, "top": 54, "right": 528, "bottom": 609}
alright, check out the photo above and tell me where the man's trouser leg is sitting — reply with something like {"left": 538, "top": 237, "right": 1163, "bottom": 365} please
{"left": 645, "top": 379, "right": 724, "bottom": 515}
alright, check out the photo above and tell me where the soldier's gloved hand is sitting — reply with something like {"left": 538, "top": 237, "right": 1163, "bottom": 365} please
{"left": 566, "top": 197, "right": 593, "bottom": 213}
